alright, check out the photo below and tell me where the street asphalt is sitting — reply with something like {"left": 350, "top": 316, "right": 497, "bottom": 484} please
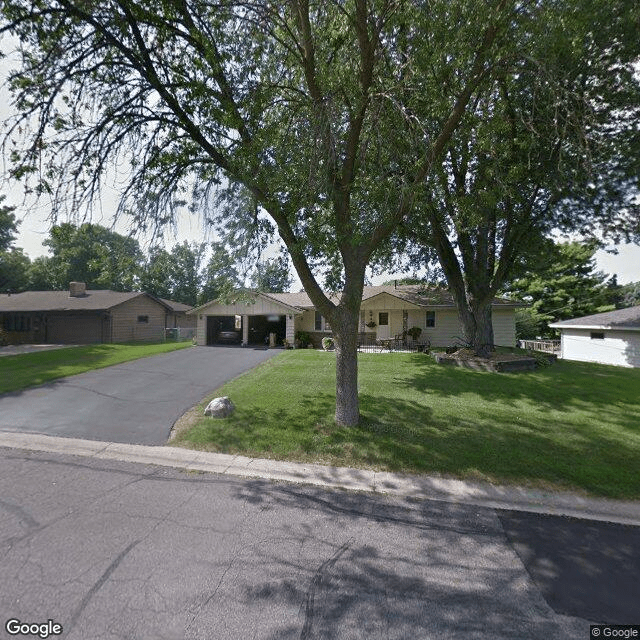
{"left": 0, "top": 345, "right": 279, "bottom": 445}
{"left": 3, "top": 446, "right": 637, "bottom": 640}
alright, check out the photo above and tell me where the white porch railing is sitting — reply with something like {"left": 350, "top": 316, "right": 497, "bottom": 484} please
{"left": 518, "top": 339, "right": 560, "bottom": 354}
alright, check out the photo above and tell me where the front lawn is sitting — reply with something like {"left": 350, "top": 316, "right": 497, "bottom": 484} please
{"left": 171, "top": 350, "right": 640, "bottom": 499}
{"left": 0, "top": 341, "right": 192, "bottom": 394}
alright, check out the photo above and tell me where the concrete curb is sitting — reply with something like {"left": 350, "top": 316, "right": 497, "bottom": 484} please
{"left": 2, "top": 431, "right": 640, "bottom": 526}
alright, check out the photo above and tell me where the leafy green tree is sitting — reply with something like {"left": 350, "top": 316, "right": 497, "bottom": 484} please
{"left": 251, "top": 257, "right": 293, "bottom": 293}
{"left": 199, "top": 242, "right": 241, "bottom": 305}
{"left": 0, "top": 195, "right": 31, "bottom": 292}
{"left": 618, "top": 281, "right": 640, "bottom": 308}
{"left": 401, "top": 0, "right": 640, "bottom": 355}
{"left": 506, "top": 241, "right": 617, "bottom": 338}
{"left": 138, "top": 246, "right": 174, "bottom": 301}
{"left": 27, "top": 223, "right": 143, "bottom": 291}
{"left": 0, "top": 247, "right": 30, "bottom": 292}
{"left": 0, "top": 0, "right": 587, "bottom": 425}
{"left": 168, "top": 242, "right": 205, "bottom": 306}
{"left": 0, "top": 196, "right": 19, "bottom": 252}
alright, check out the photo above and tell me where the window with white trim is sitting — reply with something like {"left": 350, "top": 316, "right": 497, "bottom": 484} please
{"left": 426, "top": 311, "right": 436, "bottom": 327}
{"left": 314, "top": 310, "right": 331, "bottom": 332}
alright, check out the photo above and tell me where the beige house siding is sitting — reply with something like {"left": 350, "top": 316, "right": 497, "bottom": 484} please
{"left": 192, "top": 291, "right": 517, "bottom": 348}
{"left": 110, "top": 296, "right": 167, "bottom": 343}
{"left": 193, "top": 296, "right": 300, "bottom": 346}
{"left": 491, "top": 309, "right": 517, "bottom": 347}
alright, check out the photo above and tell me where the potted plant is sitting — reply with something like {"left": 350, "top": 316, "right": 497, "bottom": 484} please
{"left": 365, "top": 321, "right": 377, "bottom": 329}
{"left": 321, "top": 337, "right": 334, "bottom": 351}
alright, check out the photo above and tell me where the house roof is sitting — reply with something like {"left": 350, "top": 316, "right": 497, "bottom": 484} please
{"left": 0, "top": 290, "right": 179, "bottom": 313}
{"left": 549, "top": 305, "right": 640, "bottom": 330}
{"left": 158, "top": 298, "right": 193, "bottom": 313}
{"left": 266, "top": 285, "right": 522, "bottom": 309}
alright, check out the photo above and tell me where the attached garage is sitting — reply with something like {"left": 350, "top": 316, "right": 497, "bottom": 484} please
{"left": 191, "top": 294, "right": 300, "bottom": 347}
{"left": 46, "top": 313, "right": 108, "bottom": 344}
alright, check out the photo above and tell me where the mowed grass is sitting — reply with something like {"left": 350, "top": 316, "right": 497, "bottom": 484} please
{"left": 0, "top": 341, "right": 192, "bottom": 394}
{"left": 172, "top": 350, "right": 640, "bottom": 499}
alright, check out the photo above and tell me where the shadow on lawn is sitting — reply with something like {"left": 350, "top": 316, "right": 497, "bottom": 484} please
{"left": 392, "top": 354, "right": 640, "bottom": 416}
{"left": 189, "top": 387, "right": 640, "bottom": 497}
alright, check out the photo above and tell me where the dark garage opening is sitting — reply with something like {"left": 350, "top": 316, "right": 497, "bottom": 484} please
{"left": 248, "top": 315, "right": 286, "bottom": 346}
{"left": 206, "top": 315, "right": 242, "bottom": 345}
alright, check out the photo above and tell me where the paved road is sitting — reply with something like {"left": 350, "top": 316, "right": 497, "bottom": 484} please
{"left": 1, "top": 449, "right": 638, "bottom": 640}
{"left": 0, "top": 346, "right": 279, "bottom": 445}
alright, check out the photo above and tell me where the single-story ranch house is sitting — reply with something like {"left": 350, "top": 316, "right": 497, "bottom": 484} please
{"left": 190, "top": 285, "right": 521, "bottom": 348}
{"left": 0, "top": 282, "right": 195, "bottom": 344}
{"left": 549, "top": 305, "right": 640, "bottom": 368}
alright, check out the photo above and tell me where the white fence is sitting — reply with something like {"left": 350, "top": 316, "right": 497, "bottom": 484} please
{"left": 517, "top": 339, "right": 560, "bottom": 354}
{"left": 165, "top": 327, "right": 195, "bottom": 342}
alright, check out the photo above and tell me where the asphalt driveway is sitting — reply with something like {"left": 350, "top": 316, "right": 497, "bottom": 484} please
{"left": 0, "top": 346, "right": 279, "bottom": 445}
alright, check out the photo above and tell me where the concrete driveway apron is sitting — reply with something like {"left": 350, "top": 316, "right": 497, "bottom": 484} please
{"left": 0, "top": 346, "right": 279, "bottom": 445}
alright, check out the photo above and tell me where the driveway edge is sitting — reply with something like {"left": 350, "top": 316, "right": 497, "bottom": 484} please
{"left": 1, "top": 431, "right": 639, "bottom": 526}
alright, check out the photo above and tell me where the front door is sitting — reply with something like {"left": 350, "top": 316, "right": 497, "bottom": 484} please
{"left": 376, "top": 312, "right": 390, "bottom": 340}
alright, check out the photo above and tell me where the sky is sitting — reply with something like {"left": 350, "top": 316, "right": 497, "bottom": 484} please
{"left": 1, "top": 39, "right": 639, "bottom": 287}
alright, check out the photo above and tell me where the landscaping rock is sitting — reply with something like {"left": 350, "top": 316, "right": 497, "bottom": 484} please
{"left": 204, "top": 396, "right": 236, "bottom": 418}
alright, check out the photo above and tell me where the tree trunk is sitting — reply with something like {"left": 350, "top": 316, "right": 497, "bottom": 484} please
{"left": 331, "top": 307, "right": 361, "bottom": 427}
{"left": 458, "top": 297, "right": 494, "bottom": 357}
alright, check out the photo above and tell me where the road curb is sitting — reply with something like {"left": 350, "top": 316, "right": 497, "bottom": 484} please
{"left": 1, "top": 431, "right": 640, "bottom": 526}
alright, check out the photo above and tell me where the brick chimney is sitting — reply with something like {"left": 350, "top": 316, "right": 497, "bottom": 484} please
{"left": 69, "top": 282, "right": 87, "bottom": 297}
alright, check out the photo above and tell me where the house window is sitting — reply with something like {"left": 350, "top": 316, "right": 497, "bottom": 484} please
{"left": 378, "top": 312, "right": 389, "bottom": 326}
{"left": 314, "top": 311, "right": 331, "bottom": 332}
{"left": 137, "top": 315, "right": 149, "bottom": 323}
{"left": 426, "top": 311, "right": 436, "bottom": 327}
{"left": 590, "top": 332, "right": 605, "bottom": 340}
{"left": 235, "top": 315, "right": 242, "bottom": 330}
{"left": 3, "top": 314, "right": 31, "bottom": 332}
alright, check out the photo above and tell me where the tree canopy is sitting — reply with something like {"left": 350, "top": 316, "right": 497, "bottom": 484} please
{"left": 396, "top": 0, "right": 640, "bottom": 354}
{"left": 505, "top": 241, "right": 619, "bottom": 339}
{"left": 4, "top": 1, "right": 635, "bottom": 423}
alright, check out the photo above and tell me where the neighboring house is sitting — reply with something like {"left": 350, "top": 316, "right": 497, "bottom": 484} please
{"left": 549, "top": 305, "right": 640, "bottom": 368}
{"left": 159, "top": 298, "right": 197, "bottom": 334}
{"left": 190, "top": 285, "right": 521, "bottom": 348}
{"left": 0, "top": 282, "right": 193, "bottom": 345}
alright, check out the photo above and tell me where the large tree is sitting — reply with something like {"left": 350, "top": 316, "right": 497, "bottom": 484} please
{"left": 0, "top": 195, "right": 31, "bottom": 292}
{"left": 506, "top": 241, "right": 619, "bottom": 339}
{"left": 400, "top": 0, "right": 640, "bottom": 355}
{"left": 28, "top": 222, "right": 143, "bottom": 290}
{"left": 1, "top": 1, "right": 552, "bottom": 425}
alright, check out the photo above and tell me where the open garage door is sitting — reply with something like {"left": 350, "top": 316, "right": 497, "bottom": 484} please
{"left": 248, "top": 315, "right": 286, "bottom": 346}
{"left": 206, "top": 315, "right": 242, "bottom": 345}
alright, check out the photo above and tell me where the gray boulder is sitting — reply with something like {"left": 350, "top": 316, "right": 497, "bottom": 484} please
{"left": 204, "top": 396, "right": 235, "bottom": 418}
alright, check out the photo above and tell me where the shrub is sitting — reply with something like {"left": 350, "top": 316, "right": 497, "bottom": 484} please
{"left": 407, "top": 326, "right": 422, "bottom": 341}
{"left": 295, "top": 331, "right": 311, "bottom": 348}
{"left": 0, "top": 328, "right": 9, "bottom": 347}
{"left": 321, "top": 337, "right": 334, "bottom": 351}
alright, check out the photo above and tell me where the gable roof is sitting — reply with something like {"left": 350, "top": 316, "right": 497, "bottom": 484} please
{"left": 0, "top": 290, "right": 175, "bottom": 313}
{"left": 158, "top": 298, "right": 193, "bottom": 313}
{"left": 549, "top": 305, "right": 640, "bottom": 330}
{"left": 266, "top": 285, "right": 521, "bottom": 309}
